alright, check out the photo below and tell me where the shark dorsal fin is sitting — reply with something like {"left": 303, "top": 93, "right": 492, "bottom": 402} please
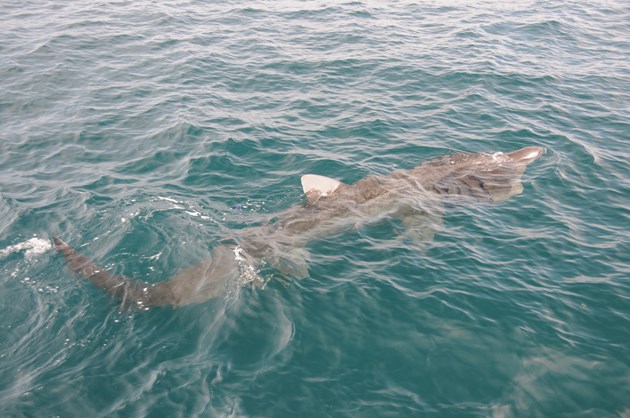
{"left": 301, "top": 174, "right": 344, "bottom": 205}
{"left": 301, "top": 174, "right": 343, "bottom": 197}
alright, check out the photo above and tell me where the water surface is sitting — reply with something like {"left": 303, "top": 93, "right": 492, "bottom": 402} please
{"left": 1, "top": 1, "right": 629, "bottom": 417}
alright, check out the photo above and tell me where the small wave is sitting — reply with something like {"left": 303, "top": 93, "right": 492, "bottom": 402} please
{"left": 0, "top": 237, "right": 52, "bottom": 259}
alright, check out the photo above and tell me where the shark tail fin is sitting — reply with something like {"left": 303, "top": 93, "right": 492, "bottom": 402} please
{"left": 53, "top": 237, "right": 160, "bottom": 309}
{"left": 54, "top": 238, "right": 243, "bottom": 309}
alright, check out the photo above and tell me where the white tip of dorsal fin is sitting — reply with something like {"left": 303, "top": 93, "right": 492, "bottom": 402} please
{"left": 300, "top": 174, "right": 343, "bottom": 197}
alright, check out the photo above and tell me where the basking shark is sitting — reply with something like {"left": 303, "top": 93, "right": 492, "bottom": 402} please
{"left": 54, "top": 146, "right": 544, "bottom": 309}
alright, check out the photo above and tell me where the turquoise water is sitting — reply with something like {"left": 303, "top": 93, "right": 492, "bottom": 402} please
{"left": 1, "top": 0, "right": 629, "bottom": 416}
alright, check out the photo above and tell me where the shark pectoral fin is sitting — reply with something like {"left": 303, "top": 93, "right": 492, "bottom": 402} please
{"left": 397, "top": 209, "right": 443, "bottom": 247}
{"left": 301, "top": 175, "right": 345, "bottom": 205}
{"left": 271, "top": 248, "right": 310, "bottom": 280}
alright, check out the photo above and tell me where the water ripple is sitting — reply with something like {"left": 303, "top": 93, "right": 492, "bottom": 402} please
{"left": 1, "top": 0, "right": 629, "bottom": 417}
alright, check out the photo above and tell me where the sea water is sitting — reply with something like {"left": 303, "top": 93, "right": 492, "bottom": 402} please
{"left": 0, "top": 1, "right": 628, "bottom": 417}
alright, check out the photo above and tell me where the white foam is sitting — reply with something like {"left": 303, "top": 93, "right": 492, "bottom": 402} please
{"left": 147, "top": 251, "right": 162, "bottom": 261}
{"left": 233, "top": 245, "right": 245, "bottom": 261}
{"left": 157, "top": 196, "right": 181, "bottom": 204}
{"left": 0, "top": 237, "right": 52, "bottom": 259}
{"left": 232, "top": 245, "right": 266, "bottom": 288}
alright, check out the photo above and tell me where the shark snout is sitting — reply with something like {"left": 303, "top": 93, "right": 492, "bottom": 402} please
{"left": 507, "top": 146, "right": 544, "bottom": 164}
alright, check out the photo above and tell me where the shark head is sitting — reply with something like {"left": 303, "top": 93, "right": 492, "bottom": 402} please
{"left": 487, "top": 146, "right": 544, "bottom": 201}
{"left": 413, "top": 146, "right": 545, "bottom": 202}
{"left": 506, "top": 146, "right": 545, "bottom": 166}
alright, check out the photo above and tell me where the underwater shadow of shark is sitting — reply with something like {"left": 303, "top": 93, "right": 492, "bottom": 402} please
{"left": 54, "top": 146, "right": 544, "bottom": 309}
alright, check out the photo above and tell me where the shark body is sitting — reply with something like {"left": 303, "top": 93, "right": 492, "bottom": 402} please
{"left": 54, "top": 146, "right": 544, "bottom": 309}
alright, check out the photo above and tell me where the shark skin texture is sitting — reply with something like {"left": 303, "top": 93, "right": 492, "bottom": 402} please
{"left": 54, "top": 146, "right": 544, "bottom": 309}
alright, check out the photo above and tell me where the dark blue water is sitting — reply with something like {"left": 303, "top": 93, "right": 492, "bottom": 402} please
{"left": 1, "top": 1, "right": 628, "bottom": 417}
